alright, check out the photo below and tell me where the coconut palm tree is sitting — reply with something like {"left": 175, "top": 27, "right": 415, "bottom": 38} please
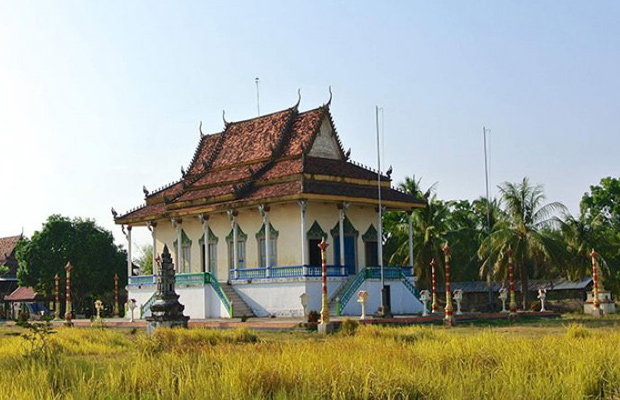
{"left": 479, "top": 177, "right": 566, "bottom": 309}
{"left": 384, "top": 177, "right": 449, "bottom": 289}
{"left": 560, "top": 212, "right": 609, "bottom": 281}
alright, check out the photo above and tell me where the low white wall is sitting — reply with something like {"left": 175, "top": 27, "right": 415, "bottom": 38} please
{"left": 341, "top": 280, "right": 423, "bottom": 316}
{"left": 127, "top": 283, "right": 231, "bottom": 319}
{"left": 233, "top": 278, "right": 347, "bottom": 317}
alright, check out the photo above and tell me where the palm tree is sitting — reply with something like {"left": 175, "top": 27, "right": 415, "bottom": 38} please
{"left": 385, "top": 177, "right": 449, "bottom": 289}
{"left": 560, "top": 212, "right": 609, "bottom": 281}
{"left": 479, "top": 177, "right": 566, "bottom": 309}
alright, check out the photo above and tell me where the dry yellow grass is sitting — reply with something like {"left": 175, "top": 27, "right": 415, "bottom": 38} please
{"left": 0, "top": 322, "right": 617, "bottom": 399}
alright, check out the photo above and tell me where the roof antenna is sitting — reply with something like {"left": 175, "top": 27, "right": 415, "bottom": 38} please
{"left": 255, "top": 77, "right": 261, "bottom": 117}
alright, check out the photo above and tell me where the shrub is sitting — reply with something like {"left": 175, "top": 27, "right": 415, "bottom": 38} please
{"left": 307, "top": 310, "right": 320, "bottom": 323}
{"left": 566, "top": 323, "right": 592, "bottom": 339}
{"left": 340, "top": 318, "right": 359, "bottom": 336}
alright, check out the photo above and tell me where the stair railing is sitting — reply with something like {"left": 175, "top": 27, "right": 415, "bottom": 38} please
{"left": 206, "top": 273, "right": 234, "bottom": 317}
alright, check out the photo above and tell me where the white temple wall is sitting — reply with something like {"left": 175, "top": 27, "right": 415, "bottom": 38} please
{"left": 340, "top": 280, "right": 423, "bottom": 316}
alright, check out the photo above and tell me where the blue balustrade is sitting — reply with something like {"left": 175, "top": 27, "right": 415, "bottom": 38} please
{"left": 128, "top": 275, "right": 155, "bottom": 286}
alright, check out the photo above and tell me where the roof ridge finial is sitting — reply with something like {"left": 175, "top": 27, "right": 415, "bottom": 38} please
{"left": 325, "top": 85, "right": 333, "bottom": 107}
{"left": 222, "top": 110, "right": 229, "bottom": 127}
{"left": 294, "top": 88, "right": 301, "bottom": 109}
{"left": 199, "top": 121, "right": 204, "bottom": 137}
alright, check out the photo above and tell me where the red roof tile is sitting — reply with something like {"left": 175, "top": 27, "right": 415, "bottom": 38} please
{"left": 0, "top": 235, "right": 20, "bottom": 263}
{"left": 116, "top": 103, "right": 424, "bottom": 223}
{"left": 4, "top": 286, "right": 38, "bottom": 301}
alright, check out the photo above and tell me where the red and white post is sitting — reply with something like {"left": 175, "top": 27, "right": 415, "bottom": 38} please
{"left": 114, "top": 273, "right": 120, "bottom": 317}
{"left": 318, "top": 238, "right": 332, "bottom": 334}
{"left": 507, "top": 248, "right": 518, "bottom": 317}
{"left": 64, "top": 262, "right": 73, "bottom": 325}
{"left": 442, "top": 244, "right": 456, "bottom": 326}
{"left": 430, "top": 259, "right": 438, "bottom": 313}
{"left": 590, "top": 249, "right": 602, "bottom": 316}
{"left": 54, "top": 274, "right": 60, "bottom": 320}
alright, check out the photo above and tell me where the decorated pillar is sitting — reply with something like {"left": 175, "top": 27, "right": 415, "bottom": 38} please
{"left": 507, "top": 248, "right": 517, "bottom": 315}
{"left": 591, "top": 249, "right": 600, "bottom": 311}
{"left": 408, "top": 210, "right": 414, "bottom": 275}
{"left": 114, "top": 273, "right": 120, "bottom": 317}
{"left": 318, "top": 238, "right": 330, "bottom": 328}
{"left": 228, "top": 210, "right": 239, "bottom": 279}
{"left": 171, "top": 219, "right": 183, "bottom": 273}
{"left": 125, "top": 225, "right": 133, "bottom": 278}
{"left": 338, "top": 204, "right": 346, "bottom": 274}
{"left": 259, "top": 205, "right": 271, "bottom": 277}
{"left": 442, "top": 244, "right": 455, "bottom": 325}
{"left": 198, "top": 214, "right": 210, "bottom": 273}
{"left": 64, "top": 262, "right": 73, "bottom": 323}
{"left": 299, "top": 200, "right": 308, "bottom": 274}
{"left": 147, "top": 221, "right": 158, "bottom": 277}
{"left": 54, "top": 274, "right": 60, "bottom": 319}
{"left": 430, "top": 259, "right": 438, "bottom": 313}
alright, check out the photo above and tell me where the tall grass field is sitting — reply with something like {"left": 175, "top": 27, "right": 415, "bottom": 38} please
{"left": 0, "top": 321, "right": 618, "bottom": 399}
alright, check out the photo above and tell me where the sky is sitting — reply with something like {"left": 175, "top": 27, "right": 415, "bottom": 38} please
{"left": 1, "top": 1, "right": 619, "bottom": 250}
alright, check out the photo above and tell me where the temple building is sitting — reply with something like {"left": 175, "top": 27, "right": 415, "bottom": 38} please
{"left": 114, "top": 96, "right": 425, "bottom": 318}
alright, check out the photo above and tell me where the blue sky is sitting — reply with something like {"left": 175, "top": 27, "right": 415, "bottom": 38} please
{"left": 1, "top": 1, "right": 618, "bottom": 248}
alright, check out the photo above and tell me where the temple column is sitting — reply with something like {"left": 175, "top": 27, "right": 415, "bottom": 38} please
{"left": 147, "top": 221, "right": 158, "bottom": 280}
{"left": 408, "top": 210, "right": 414, "bottom": 275}
{"left": 338, "top": 202, "right": 349, "bottom": 275}
{"left": 299, "top": 200, "right": 307, "bottom": 274}
{"left": 125, "top": 226, "right": 133, "bottom": 279}
{"left": 259, "top": 205, "right": 271, "bottom": 277}
{"left": 198, "top": 214, "right": 209, "bottom": 274}
{"left": 171, "top": 218, "right": 183, "bottom": 273}
{"left": 228, "top": 210, "right": 239, "bottom": 279}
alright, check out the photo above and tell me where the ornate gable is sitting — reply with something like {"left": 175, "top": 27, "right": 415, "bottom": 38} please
{"left": 307, "top": 116, "right": 342, "bottom": 160}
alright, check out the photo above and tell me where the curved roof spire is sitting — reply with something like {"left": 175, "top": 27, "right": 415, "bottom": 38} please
{"left": 293, "top": 88, "right": 301, "bottom": 109}
{"left": 199, "top": 121, "right": 204, "bottom": 137}
{"left": 325, "top": 85, "right": 333, "bottom": 107}
{"left": 222, "top": 110, "right": 229, "bottom": 127}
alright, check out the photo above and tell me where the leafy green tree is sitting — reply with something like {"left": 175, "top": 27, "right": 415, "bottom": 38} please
{"left": 16, "top": 215, "right": 126, "bottom": 313}
{"left": 479, "top": 178, "right": 566, "bottom": 309}
{"left": 136, "top": 244, "right": 154, "bottom": 275}
{"left": 578, "top": 176, "right": 620, "bottom": 291}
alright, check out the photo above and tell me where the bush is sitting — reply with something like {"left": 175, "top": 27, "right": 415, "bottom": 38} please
{"left": 566, "top": 323, "right": 592, "bottom": 339}
{"left": 307, "top": 310, "right": 320, "bottom": 324}
{"left": 340, "top": 318, "right": 359, "bottom": 336}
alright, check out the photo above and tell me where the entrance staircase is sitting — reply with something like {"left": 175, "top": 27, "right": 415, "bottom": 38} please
{"left": 221, "top": 284, "right": 256, "bottom": 318}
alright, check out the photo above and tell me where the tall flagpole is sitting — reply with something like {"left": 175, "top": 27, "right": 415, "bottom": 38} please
{"left": 376, "top": 106, "right": 390, "bottom": 317}
{"left": 483, "top": 127, "right": 493, "bottom": 310}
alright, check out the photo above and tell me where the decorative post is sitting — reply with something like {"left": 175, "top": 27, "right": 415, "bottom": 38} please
{"left": 318, "top": 238, "right": 333, "bottom": 334}
{"left": 419, "top": 290, "right": 430, "bottom": 317}
{"left": 357, "top": 290, "right": 369, "bottom": 320}
{"left": 442, "top": 244, "right": 456, "bottom": 326}
{"left": 299, "top": 200, "right": 308, "bottom": 275}
{"left": 64, "top": 262, "right": 73, "bottom": 325}
{"left": 498, "top": 288, "right": 508, "bottom": 313}
{"left": 54, "top": 274, "right": 60, "bottom": 320}
{"left": 128, "top": 299, "right": 137, "bottom": 322}
{"left": 507, "top": 248, "right": 518, "bottom": 316}
{"left": 94, "top": 300, "right": 103, "bottom": 322}
{"left": 430, "top": 259, "right": 438, "bottom": 313}
{"left": 453, "top": 289, "right": 463, "bottom": 315}
{"left": 114, "top": 274, "right": 120, "bottom": 317}
{"left": 591, "top": 249, "right": 601, "bottom": 313}
{"left": 228, "top": 210, "right": 239, "bottom": 279}
{"left": 338, "top": 203, "right": 346, "bottom": 275}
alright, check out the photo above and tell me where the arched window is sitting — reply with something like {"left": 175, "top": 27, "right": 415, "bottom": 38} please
{"left": 362, "top": 224, "right": 378, "bottom": 267}
{"left": 226, "top": 226, "right": 247, "bottom": 269}
{"left": 173, "top": 229, "right": 192, "bottom": 273}
{"left": 199, "top": 227, "right": 218, "bottom": 274}
{"left": 256, "top": 222, "right": 279, "bottom": 268}
{"left": 307, "top": 221, "right": 327, "bottom": 266}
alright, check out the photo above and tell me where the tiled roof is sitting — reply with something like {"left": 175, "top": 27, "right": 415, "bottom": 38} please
{"left": 116, "top": 103, "right": 424, "bottom": 224}
{"left": 0, "top": 235, "right": 20, "bottom": 264}
{"left": 4, "top": 286, "right": 39, "bottom": 301}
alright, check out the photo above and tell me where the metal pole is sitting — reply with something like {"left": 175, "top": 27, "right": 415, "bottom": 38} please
{"left": 376, "top": 106, "right": 384, "bottom": 290}
{"left": 483, "top": 127, "right": 493, "bottom": 310}
{"left": 255, "top": 77, "right": 260, "bottom": 116}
